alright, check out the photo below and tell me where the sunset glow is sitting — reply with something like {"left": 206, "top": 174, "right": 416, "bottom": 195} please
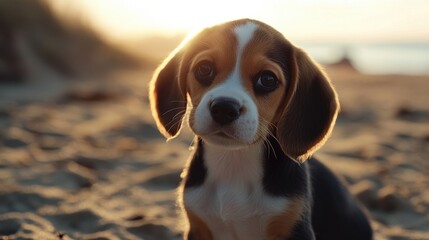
{"left": 52, "top": 0, "right": 429, "bottom": 42}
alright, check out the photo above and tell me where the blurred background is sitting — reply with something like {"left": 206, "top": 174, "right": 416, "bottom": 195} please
{"left": 0, "top": 0, "right": 428, "bottom": 239}
{"left": 55, "top": 0, "right": 429, "bottom": 76}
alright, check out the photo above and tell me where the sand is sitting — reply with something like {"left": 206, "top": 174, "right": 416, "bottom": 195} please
{"left": 1, "top": 54, "right": 429, "bottom": 240}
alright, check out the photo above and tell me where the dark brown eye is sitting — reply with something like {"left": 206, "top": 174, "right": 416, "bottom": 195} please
{"left": 194, "top": 60, "right": 215, "bottom": 85}
{"left": 253, "top": 70, "right": 279, "bottom": 94}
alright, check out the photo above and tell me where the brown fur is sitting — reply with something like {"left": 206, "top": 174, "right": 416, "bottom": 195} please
{"left": 266, "top": 197, "right": 305, "bottom": 239}
{"left": 275, "top": 48, "right": 339, "bottom": 162}
{"left": 185, "top": 209, "right": 213, "bottom": 240}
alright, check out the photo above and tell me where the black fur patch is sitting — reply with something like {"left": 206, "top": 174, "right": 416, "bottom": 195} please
{"left": 262, "top": 136, "right": 309, "bottom": 197}
{"left": 184, "top": 138, "right": 207, "bottom": 188}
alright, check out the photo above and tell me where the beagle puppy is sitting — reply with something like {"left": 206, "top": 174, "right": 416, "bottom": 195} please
{"left": 149, "top": 19, "right": 373, "bottom": 240}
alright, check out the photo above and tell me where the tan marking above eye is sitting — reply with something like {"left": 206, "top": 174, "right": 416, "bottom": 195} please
{"left": 252, "top": 58, "right": 286, "bottom": 85}
{"left": 190, "top": 51, "right": 215, "bottom": 69}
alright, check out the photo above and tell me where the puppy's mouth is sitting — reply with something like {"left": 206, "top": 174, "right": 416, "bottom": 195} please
{"left": 197, "top": 128, "right": 256, "bottom": 148}
{"left": 201, "top": 129, "right": 236, "bottom": 140}
{"left": 213, "top": 130, "right": 235, "bottom": 139}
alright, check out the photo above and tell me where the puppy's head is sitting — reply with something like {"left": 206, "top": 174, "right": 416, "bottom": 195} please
{"left": 150, "top": 19, "right": 339, "bottom": 162}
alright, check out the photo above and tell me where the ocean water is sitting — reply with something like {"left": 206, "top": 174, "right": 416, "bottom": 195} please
{"left": 300, "top": 42, "right": 429, "bottom": 76}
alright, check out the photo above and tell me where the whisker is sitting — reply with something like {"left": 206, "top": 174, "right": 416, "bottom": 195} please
{"left": 258, "top": 118, "right": 281, "bottom": 159}
{"left": 188, "top": 137, "right": 197, "bottom": 151}
{"left": 166, "top": 120, "right": 181, "bottom": 134}
{"left": 171, "top": 110, "right": 187, "bottom": 121}
{"left": 260, "top": 128, "right": 277, "bottom": 159}
{"left": 258, "top": 119, "right": 301, "bottom": 164}
{"left": 259, "top": 118, "right": 281, "bottom": 144}
{"left": 161, "top": 106, "right": 187, "bottom": 117}
{"left": 164, "top": 109, "right": 186, "bottom": 133}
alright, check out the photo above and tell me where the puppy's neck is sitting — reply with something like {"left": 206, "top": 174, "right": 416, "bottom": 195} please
{"left": 201, "top": 139, "right": 264, "bottom": 184}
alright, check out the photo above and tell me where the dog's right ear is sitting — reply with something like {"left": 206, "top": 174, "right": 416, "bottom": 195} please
{"left": 149, "top": 48, "right": 187, "bottom": 139}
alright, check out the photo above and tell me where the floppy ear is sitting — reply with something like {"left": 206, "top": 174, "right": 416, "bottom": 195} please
{"left": 276, "top": 48, "right": 339, "bottom": 162}
{"left": 149, "top": 49, "right": 187, "bottom": 139}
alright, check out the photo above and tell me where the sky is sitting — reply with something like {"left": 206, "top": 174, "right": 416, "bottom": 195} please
{"left": 50, "top": 0, "right": 429, "bottom": 43}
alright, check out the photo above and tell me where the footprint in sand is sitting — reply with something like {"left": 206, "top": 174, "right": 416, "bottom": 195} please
{"left": 127, "top": 223, "right": 176, "bottom": 240}
{"left": 17, "top": 166, "right": 93, "bottom": 192}
{"left": 0, "top": 192, "right": 60, "bottom": 214}
{"left": 141, "top": 170, "right": 182, "bottom": 191}
{"left": 46, "top": 209, "right": 112, "bottom": 234}
{"left": 0, "top": 218, "right": 20, "bottom": 236}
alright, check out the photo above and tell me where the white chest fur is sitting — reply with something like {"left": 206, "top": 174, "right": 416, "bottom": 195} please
{"left": 183, "top": 142, "right": 289, "bottom": 240}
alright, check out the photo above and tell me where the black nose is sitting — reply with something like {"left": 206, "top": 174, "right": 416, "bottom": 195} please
{"left": 210, "top": 97, "right": 241, "bottom": 125}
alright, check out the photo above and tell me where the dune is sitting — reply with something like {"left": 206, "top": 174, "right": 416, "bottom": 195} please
{"left": 0, "top": 0, "right": 145, "bottom": 84}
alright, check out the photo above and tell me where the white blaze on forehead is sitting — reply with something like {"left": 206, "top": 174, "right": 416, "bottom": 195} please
{"left": 233, "top": 22, "right": 258, "bottom": 76}
{"left": 234, "top": 22, "right": 258, "bottom": 57}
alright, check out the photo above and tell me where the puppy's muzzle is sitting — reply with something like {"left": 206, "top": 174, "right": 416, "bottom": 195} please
{"left": 209, "top": 97, "right": 241, "bottom": 125}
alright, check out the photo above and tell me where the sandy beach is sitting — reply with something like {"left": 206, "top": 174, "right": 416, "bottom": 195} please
{"left": 0, "top": 54, "right": 428, "bottom": 239}
{"left": 1, "top": 2, "right": 428, "bottom": 237}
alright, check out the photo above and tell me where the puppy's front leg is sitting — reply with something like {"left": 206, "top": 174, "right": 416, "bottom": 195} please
{"left": 185, "top": 211, "right": 213, "bottom": 240}
{"left": 186, "top": 231, "right": 212, "bottom": 240}
{"left": 285, "top": 223, "right": 315, "bottom": 240}
{"left": 268, "top": 224, "right": 315, "bottom": 240}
